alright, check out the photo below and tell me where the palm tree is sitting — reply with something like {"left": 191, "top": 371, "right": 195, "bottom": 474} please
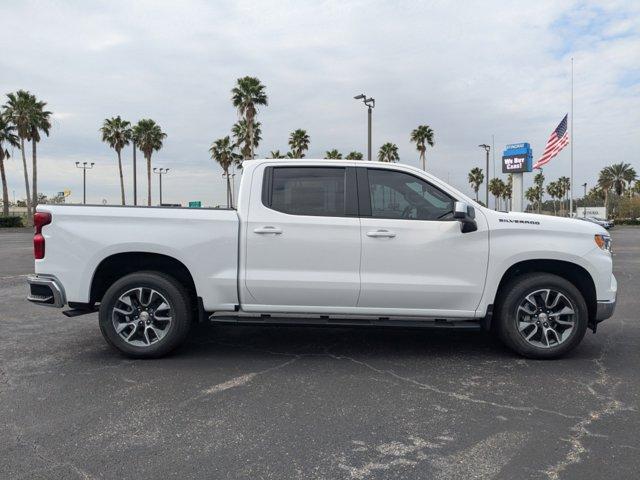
{"left": 232, "top": 119, "right": 262, "bottom": 161}
{"left": 346, "top": 151, "right": 363, "bottom": 160}
{"left": 546, "top": 181, "right": 559, "bottom": 215}
{"left": 378, "top": 143, "right": 399, "bottom": 163}
{"left": 525, "top": 186, "right": 539, "bottom": 212}
{"left": 269, "top": 150, "right": 285, "bottom": 159}
{"left": 410, "top": 125, "right": 434, "bottom": 170}
{"left": 503, "top": 174, "right": 513, "bottom": 211}
{"left": 132, "top": 119, "right": 167, "bottom": 206}
{"left": 597, "top": 169, "right": 615, "bottom": 215}
{"left": 209, "top": 136, "right": 239, "bottom": 208}
{"left": 3, "top": 91, "right": 35, "bottom": 216}
{"left": 489, "top": 178, "right": 503, "bottom": 210}
{"left": 533, "top": 171, "right": 545, "bottom": 213}
{"left": 26, "top": 95, "right": 51, "bottom": 208}
{"left": 602, "top": 163, "right": 637, "bottom": 196}
{"left": 100, "top": 116, "right": 132, "bottom": 205}
{"left": 557, "top": 176, "right": 570, "bottom": 215}
{"left": 288, "top": 129, "right": 310, "bottom": 158}
{"left": 467, "top": 167, "right": 484, "bottom": 201}
{"left": 231, "top": 77, "right": 268, "bottom": 160}
{"left": 0, "top": 114, "right": 20, "bottom": 216}
{"left": 325, "top": 149, "right": 342, "bottom": 159}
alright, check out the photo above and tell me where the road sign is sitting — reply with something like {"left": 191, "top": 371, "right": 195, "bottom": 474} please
{"left": 188, "top": 201, "right": 202, "bottom": 208}
{"left": 502, "top": 142, "right": 533, "bottom": 174}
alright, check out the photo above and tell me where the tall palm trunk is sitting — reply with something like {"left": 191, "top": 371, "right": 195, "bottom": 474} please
{"left": 226, "top": 172, "right": 232, "bottom": 208}
{"left": 146, "top": 154, "right": 152, "bottom": 206}
{"left": 117, "top": 149, "right": 126, "bottom": 205}
{"left": 32, "top": 138, "right": 38, "bottom": 207}
{"left": 420, "top": 148, "right": 426, "bottom": 171}
{"left": 1, "top": 152, "right": 9, "bottom": 217}
{"left": 19, "top": 138, "right": 31, "bottom": 217}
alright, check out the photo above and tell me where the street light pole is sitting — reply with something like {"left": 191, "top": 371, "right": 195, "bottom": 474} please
{"left": 478, "top": 144, "right": 491, "bottom": 207}
{"left": 132, "top": 140, "right": 137, "bottom": 206}
{"left": 75, "top": 162, "right": 95, "bottom": 205}
{"left": 582, "top": 182, "right": 587, "bottom": 218}
{"left": 354, "top": 94, "right": 375, "bottom": 160}
{"left": 153, "top": 168, "right": 170, "bottom": 206}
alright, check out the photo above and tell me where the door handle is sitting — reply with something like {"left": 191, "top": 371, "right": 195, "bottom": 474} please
{"left": 254, "top": 226, "right": 283, "bottom": 235}
{"left": 366, "top": 229, "right": 396, "bottom": 238}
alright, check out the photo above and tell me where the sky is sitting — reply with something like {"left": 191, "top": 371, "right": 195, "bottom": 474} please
{"left": 1, "top": 0, "right": 639, "bottom": 207}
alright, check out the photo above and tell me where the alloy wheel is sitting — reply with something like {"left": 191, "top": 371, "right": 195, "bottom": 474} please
{"left": 515, "top": 288, "right": 576, "bottom": 349}
{"left": 112, "top": 287, "right": 173, "bottom": 347}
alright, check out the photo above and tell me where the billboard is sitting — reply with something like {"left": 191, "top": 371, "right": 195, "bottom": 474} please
{"left": 502, "top": 143, "right": 533, "bottom": 173}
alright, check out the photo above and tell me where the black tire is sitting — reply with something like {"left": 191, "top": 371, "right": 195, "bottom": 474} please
{"left": 99, "top": 271, "right": 192, "bottom": 358}
{"left": 495, "top": 273, "right": 588, "bottom": 359}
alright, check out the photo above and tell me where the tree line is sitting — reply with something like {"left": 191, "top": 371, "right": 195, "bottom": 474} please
{"left": 466, "top": 163, "right": 638, "bottom": 216}
{"left": 210, "top": 76, "right": 436, "bottom": 207}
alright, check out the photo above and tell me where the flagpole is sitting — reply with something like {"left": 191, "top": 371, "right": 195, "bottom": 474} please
{"left": 569, "top": 57, "right": 574, "bottom": 217}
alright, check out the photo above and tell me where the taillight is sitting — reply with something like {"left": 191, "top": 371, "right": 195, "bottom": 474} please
{"left": 34, "top": 212, "right": 52, "bottom": 259}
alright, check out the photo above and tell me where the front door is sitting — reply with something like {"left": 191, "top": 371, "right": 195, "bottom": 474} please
{"left": 358, "top": 167, "right": 489, "bottom": 317}
{"left": 243, "top": 165, "right": 361, "bottom": 312}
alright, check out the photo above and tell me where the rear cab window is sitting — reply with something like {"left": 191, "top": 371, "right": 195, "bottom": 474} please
{"left": 263, "top": 166, "right": 357, "bottom": 217}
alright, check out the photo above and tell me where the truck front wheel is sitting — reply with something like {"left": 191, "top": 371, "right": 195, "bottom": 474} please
{"left": 99, "top": 271, "right": 193, "bottom": 358}
{"left": 496, "top": 273, "right": 588, "bottom": 359}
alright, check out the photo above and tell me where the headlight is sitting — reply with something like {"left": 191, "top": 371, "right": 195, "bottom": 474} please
{"left": 594, "top": 234, "right": 611, "bottom": 252}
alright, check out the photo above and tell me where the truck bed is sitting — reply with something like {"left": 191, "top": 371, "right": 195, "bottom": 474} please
{"left": 35, "top": 205, "right": 239, "bottom": 311}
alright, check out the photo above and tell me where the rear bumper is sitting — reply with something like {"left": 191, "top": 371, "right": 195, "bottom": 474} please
{"left": 27, "top": 275, "right": 66, "bottom": 308}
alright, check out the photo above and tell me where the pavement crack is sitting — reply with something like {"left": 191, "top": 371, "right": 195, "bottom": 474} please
{"left": 543, "top": 319, "right": 630, "bottom": 479}
{"left": 180, "top": 356, "right": 299, "bottom": 406}
{"left": 325, "top": 353, "right": 579, "bottom": 419}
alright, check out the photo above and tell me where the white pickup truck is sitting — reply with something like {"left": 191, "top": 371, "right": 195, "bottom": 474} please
{"left": 27, "top": 159, "right": 617, "bottom": 359}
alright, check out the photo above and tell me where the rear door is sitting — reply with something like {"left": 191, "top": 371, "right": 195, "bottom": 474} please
{"left": 243, "top": 164, "right": 361, "bottom": 312}
{"left": 357, "top": 167, "right": 489, "bottom": 317}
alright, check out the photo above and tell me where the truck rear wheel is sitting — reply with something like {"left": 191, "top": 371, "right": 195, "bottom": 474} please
{"left": 496, "top": 273, "right": 588, "bottom": 359}
{"left": 99, "top": 271, "right": 192, "bottom": 358}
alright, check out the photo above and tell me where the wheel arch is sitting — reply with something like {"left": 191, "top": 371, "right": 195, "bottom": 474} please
{"left": 493, "top": 259, "right": 597, "bottom": 327}
{"left": 90, "top": 252, "right": 198, "bottom": 307}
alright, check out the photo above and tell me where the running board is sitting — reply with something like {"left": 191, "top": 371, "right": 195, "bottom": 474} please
{"left": 209, "top": 315, "right": 481, "bottom": 330}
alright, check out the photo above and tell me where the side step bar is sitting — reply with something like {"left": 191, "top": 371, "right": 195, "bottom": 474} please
{"left": 209, "top": 315, "right": 482, "bottom": 330}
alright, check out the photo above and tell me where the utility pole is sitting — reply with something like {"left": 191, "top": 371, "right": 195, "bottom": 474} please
{"left": 582, "top": 182, "right": 587, "bottom": 218}
{"left": 222, "top": 170, "right": 236, "bottom": 208}
{"left": 132, "top": 141, "right": 138, "bottom": 206}
{"left": 478, "top": 144, "right": 491, "bottom": 207}
{"left": 569, "top": 57, "right": 574, "bottom": 217}
{"left": 153, "top": 168, "right": 170, "bottom": 206}
{"left": 354, "top": 94, "right": 375, "bottom": 160}
{"left": 75, "top": 162, "right": 95, "bottom": 205}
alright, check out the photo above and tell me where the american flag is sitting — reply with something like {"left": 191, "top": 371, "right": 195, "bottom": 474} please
{"left": 533, "top": 114, "right": 570, "bottom": 169}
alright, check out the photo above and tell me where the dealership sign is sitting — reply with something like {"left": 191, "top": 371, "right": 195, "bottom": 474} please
{"left": 502, "top": 142, "right": 533, "bottom": 173}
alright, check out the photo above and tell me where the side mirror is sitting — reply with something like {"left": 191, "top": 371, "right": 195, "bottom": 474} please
{"left": 453, "top": 201, "right": 477, "bottom": 233}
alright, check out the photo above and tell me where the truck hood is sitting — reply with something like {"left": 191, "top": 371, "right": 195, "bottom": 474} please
{"left": 481, "top": 209, "right": 608, "bottom": 236}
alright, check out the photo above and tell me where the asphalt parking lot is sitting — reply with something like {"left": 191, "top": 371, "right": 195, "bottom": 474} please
{"left": 1, "top": 227, "right": 638, "bottom": 480}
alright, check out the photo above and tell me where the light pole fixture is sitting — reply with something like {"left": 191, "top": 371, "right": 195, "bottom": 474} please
{"left": 153, "top": 168, "right": 170, "bottom": 206}
{"left": 478, "top": 144, "right": 491, "bottom": 207}
{"left": 354, "top": 93, "right": 375, "bottom": 161}
{"left": 132, "top": 140, "right": 138, "bottom": 206}
{"left": 222, "top": 169, "right": 236, "bottom": 208}
{"left": 75, "top": 162, "right": 95, "bottom": 205}
{"left": 582, "top": 182, "right": 587, "bottom": 218}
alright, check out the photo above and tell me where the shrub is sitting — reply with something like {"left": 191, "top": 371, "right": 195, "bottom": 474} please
{"left": 0, "top": 216, "right": 24, "bottom": 228}
{"left": 616, "top": 218, "right": 640, "bottom": 226}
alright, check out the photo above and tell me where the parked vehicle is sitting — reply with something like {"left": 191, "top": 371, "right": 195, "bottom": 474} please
{"left": 580, "top": 216, "right": 614, "bottom": 229}
{"left": 27, "top": 159, "right": 617, "bottom": 359}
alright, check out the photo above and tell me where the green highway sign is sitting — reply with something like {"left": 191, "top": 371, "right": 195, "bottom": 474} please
{"left": 188, "top": 201, "right": 202, "bottom": 208}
